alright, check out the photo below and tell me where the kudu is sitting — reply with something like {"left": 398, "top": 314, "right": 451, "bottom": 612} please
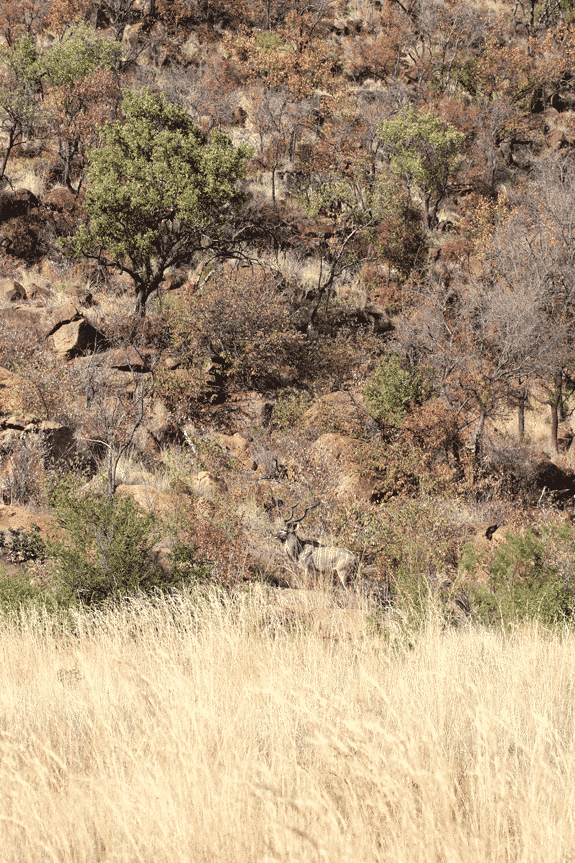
{"left": 275, "top": 503, "right": 358, "bottom": 588}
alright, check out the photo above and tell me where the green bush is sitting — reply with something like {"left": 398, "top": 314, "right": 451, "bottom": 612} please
{"left": 364, "top": 354, "right": 429, "bottom": 430}
{"left": 462, "top": 526, "right": 575, "bottom": 627}
{"left": 0, "top": 566, "right": 68, "bottom": 617}
{"left": 169, "top": 542, "right": 214, "bottom": 584}
{"left": 46, "top": 479, "right": 190, "bottom": 607}
{"left": 0, "top": 524, "right": 46, "bottom": 563}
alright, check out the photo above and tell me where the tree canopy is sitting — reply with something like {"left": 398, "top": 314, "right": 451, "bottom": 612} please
{"left": 70, "top": 88, "right": 253, "bottom": 316}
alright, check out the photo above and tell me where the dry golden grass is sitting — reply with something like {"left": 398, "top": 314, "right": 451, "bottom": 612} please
{"left": 0, "top": 588, "right": 575, "bottom": 861}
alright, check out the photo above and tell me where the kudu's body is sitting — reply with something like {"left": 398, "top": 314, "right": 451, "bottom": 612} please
{"left": 275, "top": 504, "right": 358, "bottom": 588}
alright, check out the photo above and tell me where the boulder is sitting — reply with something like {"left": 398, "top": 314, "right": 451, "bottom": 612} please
{"left": 44, "top": 303, "right": 81, "bottom": 336}
{"left": 25, "top": 283, "right": 52, "bottom": 304}
{"left": 4, "top": 189, "right": 39, "bottom": 219}
{"left": 189, "top": 471, "right": 228, "bottom": 499}
{"left": 115, "top": 484, "right": 176, "bottom": 516}
{"left": 0, "top": 278, "right": 26, "bottom": 303}
{"left": 309, "top": 433, "right": 381, "bottom": 502}
{"left": 35, "top": 420, "right": 76, "bottom": 467}
{"left": 145, "top": 397, "right": 175, "bottom": 444}
{"left": 42, "top": 187, "right": 77, "bottom": 213}
{"left": 224, "top": 392, "right": 273, "bottom": 432}
{"left": 50, "top": 318, "right": 105, "bottom": 357}
{"left": 212, "top": 432, "right": 256, "bottom": 469}
{"left": 132, "top": 425, "right": 162, "bottom": 460}
{"left": 99, "top": 347, "right": 150, "bottom": 372}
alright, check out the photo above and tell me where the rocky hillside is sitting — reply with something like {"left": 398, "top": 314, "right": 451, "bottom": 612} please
{"left": 1, "top": 0, "right": 575, "bottom": 619}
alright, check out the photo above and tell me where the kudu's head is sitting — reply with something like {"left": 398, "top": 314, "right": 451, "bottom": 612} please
{"left": 275, "top": 502, "right": 319, "bottom": 542}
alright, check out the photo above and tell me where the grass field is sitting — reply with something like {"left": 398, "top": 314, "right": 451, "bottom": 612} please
{"left": 1, "top": 587, "right": 574, "bottom": 862}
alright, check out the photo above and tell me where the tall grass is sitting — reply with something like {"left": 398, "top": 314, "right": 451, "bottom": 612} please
{"left": 1, "top": 587, "right": 575, "bottom": 861}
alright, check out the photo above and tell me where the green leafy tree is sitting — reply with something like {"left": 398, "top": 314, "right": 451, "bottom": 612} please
{"left": 0, "top": 34, "right": 42, "bottom": 184}
{"left": 378, "top": 105, "right": 464, "bottom": 228}
{"left": 41, "top": 21, "right": 122, "bottom": 190}
{"left": 70, "top": 88, "right": 252, "bottom": 318}
{"left": 41, "top": 21, "right": 120, "bottom": 87}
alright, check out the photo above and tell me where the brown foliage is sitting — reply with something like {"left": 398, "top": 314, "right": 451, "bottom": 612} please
{"left": 0, "top": 318, "right": 80, "bottom": 422}
{"left": 402, "top": 399, "right": 463, "bottom": 463}
{"left": 44, "top": 68, "right": 123, "bottom": 191}
{"left": 0, "top": 0, "right": 53, "bottom": 44}
{"left": 168, "top": 268, "right": 308, "bottom": 393}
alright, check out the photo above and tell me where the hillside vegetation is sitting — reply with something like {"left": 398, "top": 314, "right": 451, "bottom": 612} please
{"left": 0, "top": 4, "right": 575, "bottom": 623}
{"left": 4, "top": 3, "right": 575, "bottom": 858}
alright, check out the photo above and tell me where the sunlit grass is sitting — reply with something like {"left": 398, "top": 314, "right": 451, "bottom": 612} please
{"left": 1, "top": 588, "right": 575, "bottom": 861}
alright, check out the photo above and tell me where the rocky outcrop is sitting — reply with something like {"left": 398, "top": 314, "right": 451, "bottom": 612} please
{"left": 45, "top": 304, "right": 106, "bottom": 357}
{"left": 0, "top": 278, "right": 26, "bottom": 303}
{"left": 309, "top": 433, "right": 382, "bottom": 502}
{"left": 303, "top": 391, "right": 379, "bottom": 438}
{"left": 188, "top": 471, "right": 228, "bottom": 499}
{"left": 115, "top": 483, "right": 178, "bottom": 515}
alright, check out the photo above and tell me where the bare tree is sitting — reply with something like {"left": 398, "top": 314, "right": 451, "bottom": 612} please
{"left": 79, "top": 347, "right": 159, "bottom": 495}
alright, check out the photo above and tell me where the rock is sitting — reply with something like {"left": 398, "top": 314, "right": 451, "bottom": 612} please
{"left": 2, "top": 221, "right": 38, "bottom": 259}
{"left": 99, "top": 347, "right": 150, "bottom": 372}
{"left": 115, "top": 484, "right": 176, "bottom": 516}
{"left": 212, "top": 432, "right": 256, "bottom": 468}
{"left": 364, "top": 302, "right": 394, "bottom": 333}
{"left": 5, "top": 189, "right": 39, "bottom": 219}
{"left": 42, "top": 187, "right": 77, "bottom": 213}
{"left": 44, "top": 303, "right": 80, "bottom": 335}
{"left": 0, "top": 278, "right": 26, "bottom": 303}
{"left": 50, "top": 318, "right": 105, "bottom": 357}
{"left": 25, "top": 283, "right": 52, "bottom": 304}
{"left": 188, "top": 471, "right": 228, "bottom": 499}
{"left": 309, "top": 433, "right": 381, "bottom": 502}
{"left": 224, "top": 392, "right": 273, "bottom": 432}
{"left": 36, "top": 420, "right": 75, "bottom": 467}
{"left": 145, "top": 397, "right": 175, "bottom": 444}
{"left": 132, "top": 425, "right": 162, "bottom": 460}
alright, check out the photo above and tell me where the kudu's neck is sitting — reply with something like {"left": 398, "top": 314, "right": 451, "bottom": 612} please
{"left": 284, "top": 529, "right": 304, "bottom": 561}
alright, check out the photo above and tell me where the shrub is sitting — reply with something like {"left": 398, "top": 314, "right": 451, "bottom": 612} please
{"left": 0, "top": 523, "right": 46, "bottom": 563}
{"left": 168, "top": 269, "right": 307, "bottom": 392}
{"left": 169, "top": 542, "right": 214, "bottom": 583}
{"left": 364, "top": 354, "right": 430, "bottom": 430}
{"left": 46, "top": 478, "right": 187, "bottom": 607}
{"left": 462, "top": 524, "right": 575, "bottom": 627}
{"left": 271, "top": 388, "right": 310, "bottom": 431}
{"left": 0, "top": 566, "right": 71, "bottom": 621}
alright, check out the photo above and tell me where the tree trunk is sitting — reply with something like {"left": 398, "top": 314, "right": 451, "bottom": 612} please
{"left": 473, "top": 408, "right": 487, "bottom": 485}
{"left": 550, "top": 369, "right": 563, "bottom": 454}
{"left": 517, "top": 387, "right": 527, "bottom": 442}
{"left": 0, "top": 129, "right": 15, "bottom": 185}
{"left": 133, "top": 285, "right": 148, "bottom": 318}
